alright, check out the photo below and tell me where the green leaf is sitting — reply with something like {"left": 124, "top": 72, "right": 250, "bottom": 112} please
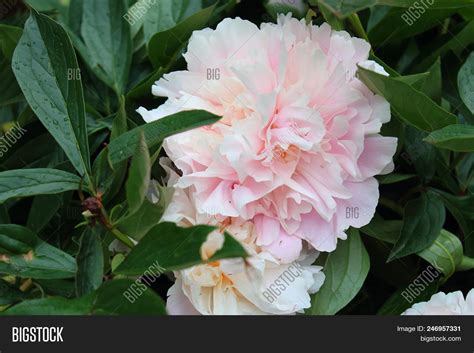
{"left": 108, "top": 110, "right": 220, "bottom": 165}
{"left": 0, "top": 224, "right": 35, "bottom": 253}
{"left": 379, "top": 0, "right": 474, "bottom": 8}
{"left": 318, "top": 2, "right": 344, "bottom": 30}
{"left": 90, "top": 278, "right": 166, "bottom": 315}
{"left": 3, "top": 295, "right": 92, "bottom": 315}
{"left": 75, "top": 227, "right": 104, "bottom": 297}
{"left": 92, "top": 148, "right": 114, "bottom": 194}
{"left": 0, "top": 224, "right": 76, "bottom": 279}
{"left": 308, "top": 229, "right": 370, "bottom": 315}
{"left": 0, "top": 24, "right": 22, "bottom": 60}
{"left": 443, "top": 52, "right": 474, "bottom": 124}
{"left": 389, "top": 192, "right": 445, "bottom": 261}
{"left": 1, "top": 133, "right": 54, "bottom": 170}
{"left": 436, "top": 192, "right": 474, "bottom": 257}
{"left": 116, "top": 184, "right": 174, "bottom": 241}
{"left": 424, "top": 124, "right": 474, "bottom": 152}
{"left": 125, "top": 131, "right": 151, "bottom": 214}
{"left": 115, "top": 222, "right": 247, "bottom": 275}
{"left": 362, "top": 215, "right": 464, "bottom": 277}
{"left": 12, "top": 10, "right": 91, "bottom": 184}
{"left": 403, "top": 126, "right": 438, "bottom": 181}
{"left": 377, "top": 280, "right": 439, "bottom": 315}
{"left": 435, "top": 189, "right": 474, "bottom": 220}
{"left": 139, "top": 0, "right": 203, "bottom": 46}
{"left": 66, "top": 0, "right": 83, "bottom": 35}
{"left": 457, "top": 154, "right": 474, "bottom": 192}
{"left": 414, "top": 20, "right": 474, "bottom": 72}
{"left": 361, "top": 214, "right": 402, "bottom": 244}
{"left": 3, "top": 279, "right": 166, "bottom": 315}
{"left": 458, "top": 52, "right": 474, "bottom": 114}
{"left": 264, "top": 0, "right": 308, "bottom": 19}
{"left": 369, "top": 53, "right": 400, "bottom": 77}
{"left": 148, "top": 3, "right": 216, "bottom": 68}
{"left": 0, "top": 168, "right": 82, "bottom": 204}
{"left": 357, "top": 66, "right": 457, "bottom": 132}
{"left": 368, "top": 8, "right": 455, "bottom": 46}
{"left": 126, "top": 66, "right": 164, "bottom": 99}
{"left": 394, "top": 72, "right": 430, "bottom": 86}
{"left": 68, "top": 0, "right": 132, "bottom": 95}
{"left": 93, "top": 97, "right": 128, "bottom": 203}
{"left": 0, "top": 56, "right": 23, "bottom": 107}
{"left": 367, "top": 5, "right": 391, "bottom": 32}
{"left": 418, "top": 229, "right": 463, "bottom": 278}
{"left": 0, "top": 205, "right": 10, "bottom": 224}
{"left": 0, "top": 279, "right": 30, "bottom": 305}
{"left": 313, "top": 0, "right": 377, "bottom": 17}
{"left": 35, "top": 279, "right": 76, "bottom": 298}
{"left": 24, "top": 0, "right": 68, "bottom": 12}
{"left": 26, "top": 194, "right": 64, "bottom": 232}
{"left": 110, "top": 96, "right": 128, "bottom": 140}
{"left": 378, "top": 173, "right": 416, "bottom": 185}
{"left": 412, "top": 58, "right": 442, "bottom": 104}
{"left": 315, "top": 0, "right": 474, "bottom": 18}
{"left": 460, "top": 6, "right": 474, "bottom": 20}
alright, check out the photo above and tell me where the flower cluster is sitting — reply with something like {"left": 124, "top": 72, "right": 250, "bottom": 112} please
{"left": 139, "top": 15, "right": 397, "bottom": 314}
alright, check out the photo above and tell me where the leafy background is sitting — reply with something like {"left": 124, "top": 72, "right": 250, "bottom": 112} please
{"left": 0, "top": 0, "right": 473, "bottom": 315}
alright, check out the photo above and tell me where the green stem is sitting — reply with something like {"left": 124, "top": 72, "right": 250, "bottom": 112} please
{"left": 105, "top": 93, "right": 112, "bottom": 116}
{"left": 110, "top": 227, "right": 135, "bottom": 248}
{"left": 379, "top": 197, "right": 404, "bottom": 216}
{"left": 457, "top": 256, "right": 474, "bottom": 272}
{"left": 100, "top": 208, "right": 135, "bottom": 248}
{"left": 348, "top": 14, "right": 371, "bottom": 49}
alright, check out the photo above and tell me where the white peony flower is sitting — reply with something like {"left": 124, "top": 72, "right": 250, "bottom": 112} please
{"left": 402, "top": 289, "right": 474, "bottom": 315}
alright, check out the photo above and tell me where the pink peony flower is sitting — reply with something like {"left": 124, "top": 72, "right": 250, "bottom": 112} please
{"left": 402, "top": 289, "right": 474, "bottom": 315}
{"left": 161, "top": 164, "right": 325, "bottom": 315}
{"left": 138, "top": 15, "right": 397, "bottom": 263}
